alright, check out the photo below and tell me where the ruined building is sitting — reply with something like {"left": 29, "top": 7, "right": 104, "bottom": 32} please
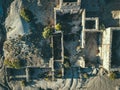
{"left": 55, "top": 0, "right": 120, "bottom": 72}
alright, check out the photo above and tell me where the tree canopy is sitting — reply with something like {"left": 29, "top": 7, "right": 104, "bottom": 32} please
{"left": 55, "top": 23, "right": 62, "bottom": 31}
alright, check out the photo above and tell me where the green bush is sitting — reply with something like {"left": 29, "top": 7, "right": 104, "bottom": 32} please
{"left": 83, "top": 73, "right": 88, "bottom": 79}
{"left": 12, "top": 60, "right": 21, "bottom": 69}
{"left": 4, "top": 59, "right": 21, "bottom": 69}
{"left": 109, "top": 72, "right": 116, "bottom": 80}
{"left": 55, "top": 23, "right": 62, "bottom": 31}
{"left": 20, "top": 8, "right": 32, "bottom": 22}
{"left": 4, "top": 59, "right": 12, "bottom": 67}
{"left": 42, "top": 27, "right": 52, "bottom": 39}
{"left": 64, "top": 59, "right": 71, "bottom": 68}
{"left": 21, "top": 80, "right": 26, "bottom": 86}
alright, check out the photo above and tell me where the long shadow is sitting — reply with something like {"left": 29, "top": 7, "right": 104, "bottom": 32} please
{"left": 20, "top": 7, "right": 52, "bottom": 63}
{"left": 102, "top": 1, "right": 120, "bottom": 27}
{"left": 111, "top": 31, "right": 120, "bottom": 67}
{"left": 0, "top": 0, "right": 10, "bottom": 57}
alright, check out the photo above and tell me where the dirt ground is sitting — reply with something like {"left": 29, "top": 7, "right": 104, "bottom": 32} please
{"left": 84, "top": 32, "right": 99, "bottom": 63}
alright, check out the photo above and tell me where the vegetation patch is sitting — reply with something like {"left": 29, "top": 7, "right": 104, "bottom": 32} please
{"left": 109, "top": 72, "right": 116, "bottom": 80}
{"left": 20, "top": 80, "right": 26, "bottom": 86}
{"left": 4, "top": 59, "right": 21, "bottom": 69}
{"left": 20, "top": 7, "right": 33, "bottom": 22}
{"left": 55, "top": 23, "right": 62, "bottom": 31}
{"left": 42, "top": 26, "right": 53, "bottom": 39}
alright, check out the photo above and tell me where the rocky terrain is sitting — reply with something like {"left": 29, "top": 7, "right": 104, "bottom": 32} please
{"left": 0, "top": 0, "right": 57, "bottom": 89}
{"left": 3, "top": 0, "right": 56, "bottom": 67}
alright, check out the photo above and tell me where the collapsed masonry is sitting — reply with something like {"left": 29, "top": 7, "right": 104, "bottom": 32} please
{"left": 6, "top": 66, "right": 53, "bottom": 82}
{"left": 54, "top": 0, "right": 81, "bottom": 25}
{"left": 59, "top": 0, "right": 81, "bottom": 9}
{"left": 54, "top": 0, "right": 103, "bottom": 68}
{"left": 6, "top": 29, "right": 64, "bottom": 82}
{"left": 54, "top": 0, "right": 83, "bottom": 66}
{"left": 6, "top": 0, "right": 120, "bottom": 82}
{"left": 81, "top": 10, "right": 120, "bottom": 72}
{"left": 55, "top": 0, "right": 120, "bottom": 72}
{"left": 81, "top": 9, "right": 120, "bottom": 72}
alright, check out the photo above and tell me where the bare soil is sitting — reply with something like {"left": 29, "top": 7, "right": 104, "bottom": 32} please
{"left": 84, "top": 32, "right": 100, "bottom": 63}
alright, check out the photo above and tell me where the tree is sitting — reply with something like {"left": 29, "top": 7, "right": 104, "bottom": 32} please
{"left": 20, "top": 8, "right": 32, "bottom": 22}
{"left": 55, "top": 23, "right": 62, "bottom": 31}
{"left": 42, "top": 26, "right": 52, "bottom": 39}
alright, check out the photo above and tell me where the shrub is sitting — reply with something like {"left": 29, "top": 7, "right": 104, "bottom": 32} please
{"left": 42, "top": 26, "right": 53, "bottom": 39}
{"left": 109, "top": 72, "right": 116, "bottom": 80}
{"left": 55, "top": 23, "right": 62, "bottom": 31}
{"left": 4, "top": 59, "right": 21, "bottom": 69}
{"left": 12, "top": 60, "right": 21, "bottom": 69}
{"left": 21, "top": 80, "right": 26, "bottom": 86}
{"left": 83, "top": 73, "right": 88, "bottom": 79}
{"left": 64, "top": 59, "right": 71, "bottom": 68}
{"left": 4, "top": 59, "right": 12, "bottom": 67}
{"left": 20, "top": 8, "right": 32, "bottom": 22}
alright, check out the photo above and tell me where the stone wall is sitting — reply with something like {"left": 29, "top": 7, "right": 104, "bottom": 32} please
{"left": 102, "top": 28, "right": 112, "bottom": 71}
{"left": 102, "top": 27, "right": 120, "bottom": 71}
